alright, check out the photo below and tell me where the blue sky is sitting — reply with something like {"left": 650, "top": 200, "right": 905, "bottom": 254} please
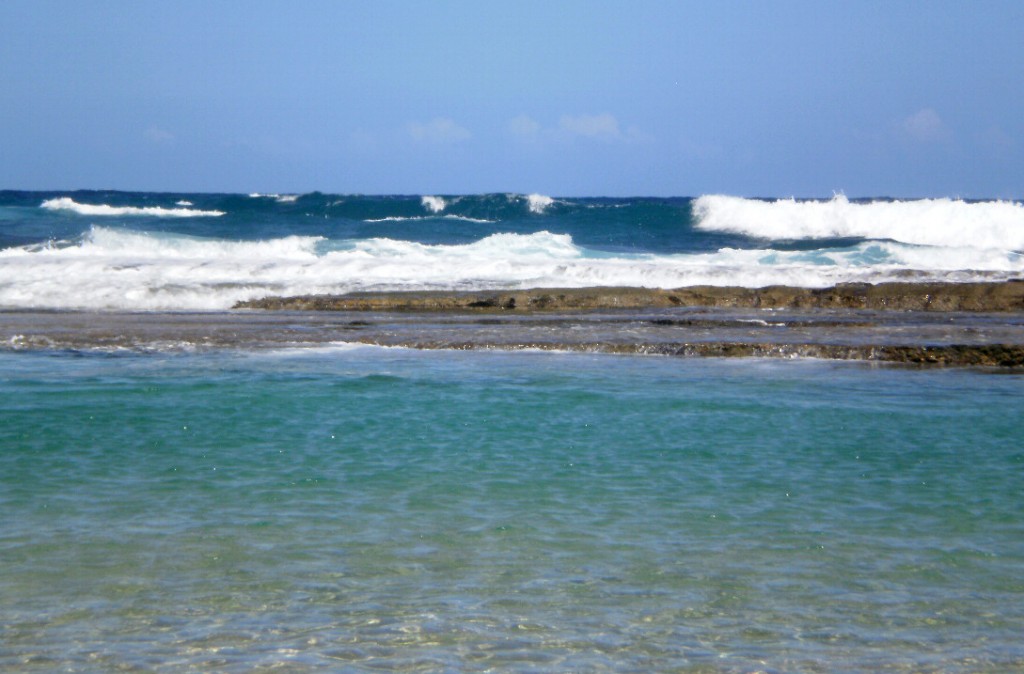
{"left": 1, "top": 1, "right": 1021, "bottom": 197}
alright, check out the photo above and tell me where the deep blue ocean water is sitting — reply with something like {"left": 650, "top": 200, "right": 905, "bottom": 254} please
{"left": 2, "top": 190, "right": 1024, "bottom": 671}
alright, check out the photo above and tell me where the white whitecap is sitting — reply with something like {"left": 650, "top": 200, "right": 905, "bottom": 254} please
{"left": 693, "top": 194, "right": 1024, "bottom": 250}
{"left": 2, "top": 225, "right": 1022, "bottom": 312}
{"left": 421, "top": 196, "right": 446, "bottom": 213}
{"left": 365, "top": 214, "right": 494, "bottom": 224}
{"left": 41, "top": 197, "right": 224, "bottom": 218}
{"left": 526, "top": 193, "right": 554, "bottom": 214}
{"left": 348, "top": 231, "right": 579, "bottom": 261}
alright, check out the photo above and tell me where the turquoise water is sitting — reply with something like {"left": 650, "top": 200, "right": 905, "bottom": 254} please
{"left": 2, "top": 347, "right": 1022, "bottom": 672}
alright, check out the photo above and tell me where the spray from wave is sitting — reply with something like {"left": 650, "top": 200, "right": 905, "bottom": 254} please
{"left": 693, "top": 195, "right": 1024, "bottom": 250}
{"left": 527, "top": 194, "right": 554, "bottom": 214}
{"left": 421, "top": 196, "right": 447, "bottom": 213}
{"left": 248, "top": 193, "right": 298, "bottom": 203}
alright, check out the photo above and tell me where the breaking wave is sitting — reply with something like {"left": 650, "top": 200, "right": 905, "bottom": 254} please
{"left": 1, "top": 226, "right": 1021, "bottom": 311}
{"left": 364, "top": 215, "right": 495, "bottom": 224}
{"left": 41, "top": 197, "right": 225, "bottom": 218}
{"left": 693, "top": 195, "right": 1024, "bottom": 250}
{"left": 421, "top": 196, "right": 447, "bottom": 213}
{"left": 527, "top": 193, "right": 554, "bottom": 214}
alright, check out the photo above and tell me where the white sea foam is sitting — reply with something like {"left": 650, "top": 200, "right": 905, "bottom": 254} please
{"left": 365, "top": 215, "right": 495, "bottom": 224}
{"left": 271, "top": 342, "right": 425, "bottom": 360}
{"left": 694, "top": 194, "right": 1024, "bottom": 250}
{"left": 260, "top": 341, "right": 398, "bottom": 357}
{"left": 346, "top": 231, "right": 579, "bottom": 263}
{"left": 248, "top": 193, "right": 297, "bottom": 202}
{"left": 527, "top": 193, "right": 554, "bottom": 214}
{"left": 421, "top": 196, "right": 446, "bottom": 213}
{"left": 2, "top": 223, "right": 1022, "bottom": 312}
{"left": 41, "top": 197, "right": 225, "bottom": 218}
{"left": 79, "top": 226, "right": 323, "bottom": 259}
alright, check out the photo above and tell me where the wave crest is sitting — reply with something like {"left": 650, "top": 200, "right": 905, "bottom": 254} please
{"left": 421, "top": 196, "right": 447, "bottom": 213}
{"left": 41, "top": 197, "right": 225, "bottom": 218}
{"left": 693, "top": 195, "right": 1024, "bottom": 250}
{"left": 365, "top": 215, "right": 495, "bottom": 224}
{"left": 3, "top": 223, "right": 1023, "bottom": 311}
{"left": 527, "top": 193, "right": 554, "bottom": 214}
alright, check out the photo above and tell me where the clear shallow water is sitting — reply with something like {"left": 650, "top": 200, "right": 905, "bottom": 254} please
{"left": 2, "top": 347, "right": 1022, "bottom": 672}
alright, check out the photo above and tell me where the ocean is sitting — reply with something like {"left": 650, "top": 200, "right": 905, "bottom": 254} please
{"left": 2, "top": 191, "right": 1023, "bottom": 672}
{"left": 1, "top": 191, "right": 1023, "bottom": 311}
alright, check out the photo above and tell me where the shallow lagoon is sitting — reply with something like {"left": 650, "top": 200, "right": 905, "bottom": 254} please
{"left": 2, "top": 346, "right": 1022, "bottom": 672}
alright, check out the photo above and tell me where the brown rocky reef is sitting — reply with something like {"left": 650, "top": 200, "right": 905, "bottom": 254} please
{"left": 235, "top": 281, "right": 1024, "bottom": 313}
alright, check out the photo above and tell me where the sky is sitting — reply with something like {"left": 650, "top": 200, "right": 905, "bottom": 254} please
{"left": 1, "top": 1, "right": 1021, "bottom": 197}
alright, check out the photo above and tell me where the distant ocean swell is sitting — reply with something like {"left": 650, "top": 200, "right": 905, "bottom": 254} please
{"left": 0, "top": 192, "right": 1021, "bottom": 311}
{"left": 37, "top": 192, "right": 562, "bottom": 220}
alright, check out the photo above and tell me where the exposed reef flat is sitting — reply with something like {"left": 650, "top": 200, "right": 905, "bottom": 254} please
{"left": 234, "top": 281, "right": 1024, "bottom": 313}
{"left": 5, "top": 298, "right": 1024, "bottom": 367}
{"left": 219, "top": 281, "right": 1024, "bottom": 367}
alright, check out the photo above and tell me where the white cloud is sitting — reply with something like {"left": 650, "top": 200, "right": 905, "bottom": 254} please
{"left": 509, "top": 113, "right": 650, "bottom": 144}
{"left": 144, "top": 126, "right": 174, "bottom": 143}
{"left": 976, "top": 124, "right": 1014, "bottom": 153}
{"left": 900, "top": 108, "right": 950, "bottom": 143}
{"left": 407, "top": 117, "right": 472, "bottom": 144}
{"left": 508, "top": 114, "right": 541, "bottom": 139}
{"left": 559, "top": 113, "right": 623, "bottom": 140}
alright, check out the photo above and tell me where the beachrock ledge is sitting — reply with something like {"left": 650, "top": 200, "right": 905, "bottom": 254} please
{"left": 351, "top": 341, "right": 1024, "bottom": 368}
{"left": 225, "top": 282, "right": 1024, "bottom": 367}
{"left": 235, "top": 281, "right": 1024, "bottom": 313}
